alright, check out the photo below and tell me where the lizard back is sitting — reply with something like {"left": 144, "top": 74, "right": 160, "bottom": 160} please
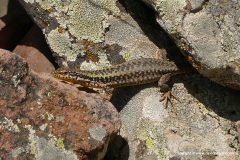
{"left": 52, "top": 58, "right": 179, "bottom": 88}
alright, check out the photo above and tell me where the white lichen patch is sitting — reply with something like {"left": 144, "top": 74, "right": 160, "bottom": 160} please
{"left": 55, "top": 115, "right": 65, "bottom": 123}
{"left": 39, "top": 123, "right": 48, "bottom": 131}
{"left": 89, "top": 126, "right": 107, "bottom": 141}
{"left": 23, "top": 0, "right": 121, "bottom": 62}
{"left": 12, "top": 73, "right": 21, "bottom": 88}
{"left": 67, "top": 0, "right": 120, "bottom": 43}
{"left": 0, "top": 117, "right": 20, "bottom": 133}
{"left": 37, "top": 98, "right": 42, "bottom": 109}
{"left": 16, "top": 119, "right": 21, "bottom": 124}
{"left": 12, "top": 147, "right": 27, "bottom": 158}
{"left": 47, "top": 29, "right": 83, "bottom": 61}
{"left": 41, "top": 112, "right": 54, "bottom": 121}
{"left": 23, "top": 125, "right": 78, "bottom": 159}
{"left": 142, "top": 94, "right": 169, "bottom": 122}
{"left": 80, "top": 51, "right": 111, "bottom": 70}
{"left": 137, "top": 118, "right": 170, "bottom": 159}
{"left": 154, "top": 0, "right": 186, "bottom": 34}
{"left": 24, "top": 0, "right": 42, "bottom": 3}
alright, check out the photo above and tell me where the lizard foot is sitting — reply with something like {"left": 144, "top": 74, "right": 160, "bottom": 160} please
{"left": 160, "top": 91, "right": 179, "bottom": 108}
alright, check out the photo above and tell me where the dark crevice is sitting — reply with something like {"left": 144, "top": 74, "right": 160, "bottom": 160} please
{"left": 1, "top": 0, "right": 59, "bottom": 69}
{"left": 0, "top": 0, "right": 33, "bottom": 51}
{"left": 104, "top": 135, "right": 129, "bottom": 160}
{"left": 118, "top": 0, "right": 190, "bottom": 68}
{"left": 26, "top": 25, "right": 59, "bottom": 69}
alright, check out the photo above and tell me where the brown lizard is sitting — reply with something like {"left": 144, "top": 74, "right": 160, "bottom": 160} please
{"left": 52, "top": 58, "right": 190, "bottom": 107}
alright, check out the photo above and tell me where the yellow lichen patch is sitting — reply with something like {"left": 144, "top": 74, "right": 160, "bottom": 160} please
{"left": 82, "top": 40, "right": 100, "bottom": 62}
{"left": 231, "top": 61, "right": 240, "bottom": 68}
{"left": 124, "top": 52, "right": 131, "bottom": 61}
{"left": 192, "top": 63, "right": 204, "bottom": 71}
{"left": 107, "top": 45, "right": 114, "bottom": 50}
{"left": 56, "top": 138, "right": 65, "bottom": 149}
{"left": 187, "top": 55, "right": 193, "bottom": 61}
{"left": 45, "top": 18, "right": 49, "bottom": 24}
{"left": 146, "top": 137, "right": 154, "bottom": 148}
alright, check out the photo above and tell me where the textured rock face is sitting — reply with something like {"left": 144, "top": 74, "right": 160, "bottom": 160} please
{"left": 18, "top": 0, "right": 122, "bottom": 68}
{"left": 17, "top": 0, "right": 160, "bottom": 70}
{"left": 18, "top": 0, "right": 240, "bottom": 89}
{"left": 142, "top": 0, "right": 240, "bottom": 89}
{"left": 8, "top": 0, "right": 240, "bottom": 159}
{"left": 108, "top": 82, "right": 240, "bottom": 159}
{"left": 13, "top": 25, "right": 56, "bottom": 73}
{"left": 0, "top": 49, "right": 120, "bottom": 159}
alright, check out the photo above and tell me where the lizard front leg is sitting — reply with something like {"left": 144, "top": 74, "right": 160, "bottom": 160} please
{"left": 87, "top": 81, "right": 114, "bottom": 100}
{"left": 97, "top": 85, "right": 114, "bottom": 100}
{"left": 158, "top": 73, "right": 178, "bottom": 108}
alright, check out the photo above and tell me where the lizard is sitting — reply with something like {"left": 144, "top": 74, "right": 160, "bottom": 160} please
{"left": 52, "top": 58, "right": 187, "bottom": 107}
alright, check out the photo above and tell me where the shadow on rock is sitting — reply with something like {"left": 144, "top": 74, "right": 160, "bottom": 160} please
{"left": 104, "top": 135, "right": 129, "bottom": 160}
{"left": 173, "top": 72, "right": 240, "bottom": 121}
{"left": 110, "top": 83, "right": 157, "bottom": 112}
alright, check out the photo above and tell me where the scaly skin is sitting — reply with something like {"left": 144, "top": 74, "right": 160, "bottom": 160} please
{"left": 52, "top": 58, "right": 184, "bottom": 107}
{"left": 52, "top": 58, "right": 179, "bottom": 89}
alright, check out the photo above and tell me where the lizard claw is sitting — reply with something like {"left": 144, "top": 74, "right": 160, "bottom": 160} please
{"left": 160, "top": 91, "right": 179, "bottom": 108}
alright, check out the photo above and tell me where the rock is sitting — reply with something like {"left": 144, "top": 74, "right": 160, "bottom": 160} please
{"left": 0, "top": 0, "right": 8, "bottom": 17}
{"left": 18, "top": 0, "right": 122, "bottom": 68}
{"left": 13, "top": 25, "right": 56, "bottom": 73}
{"left": 0, "top": 49, "right": 120, "bottom": 159}
{"left": 17, "top": 0, "right": 161, "bottom": 69}
{"left": 0, "top": 0, "right": 32, "bottom": 50}
{"left": 107, "top": 73, "right": 240, "bottom": 159}
{"left": 141, "top": 0, "right": 240, "bottom": 89}
{"left": 13, "top": 1, "right": 240, "bottom": 159}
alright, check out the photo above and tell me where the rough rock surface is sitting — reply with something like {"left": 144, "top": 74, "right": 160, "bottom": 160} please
{"left": 17, "top": 0, "right": 164, "bottom": 70}
{"left": 13, "top": 24, "right": 55, "bottom": 73}
{"left": 142, "top": 0, "right": 240, "bottom": 89}
{"left": 18, "top": 0, "right": 122, "bottom": 68}
{"left": 0, "top": 49, "right": 120, "bottom": 160}
{"left": 107, "top": 74, "right": 240, "bottom": 159}
{"left": 12, "top": 0, "right": 240, "bottom": 159}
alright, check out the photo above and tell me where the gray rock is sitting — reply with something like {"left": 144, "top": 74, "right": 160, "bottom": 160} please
{"left": 142, "top": 0, "right": 240, "bottom": 89}
{"left": 15, "top": 1, "right": 240, "bottom": 159}
{"left": 18, "top": 0, "right": 160, "bottom": 68}
{"left": 109, "top": 73, "right": 240, "bottom": 160}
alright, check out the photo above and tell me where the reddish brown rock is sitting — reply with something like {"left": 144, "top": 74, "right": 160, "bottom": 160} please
{"left": 0, "top": 49, "right": 120, "bottom": 159}
{"left": 13, "top": 25, "right": 55, "bottom": 73}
